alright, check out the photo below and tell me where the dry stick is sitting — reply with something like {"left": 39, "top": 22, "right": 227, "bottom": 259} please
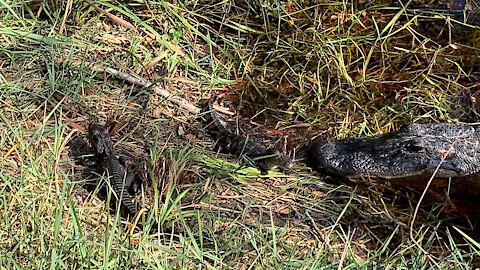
{"left": 409, "top": 139, "right": 458, "bottom": 267}
{"left": 103, "top": 67, "right": 201, "bottom": 114}
{"left": 59, "top": 0, "right": 73, "bottom": 34}
{"left": 3, "top": 142, "right": 19, "bottom": 159}
{"left": 84, "top": 0, "right": 136, "bottom": 31}
{"left": 82, "top": 2, "right": 199, "bottom": 114}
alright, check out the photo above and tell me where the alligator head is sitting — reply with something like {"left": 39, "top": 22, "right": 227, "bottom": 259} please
{"left": 307, "top": 124, "right": 480, "bottom": 180}
{"left": 87, "top": 122, "right": 114, "bottom": 156}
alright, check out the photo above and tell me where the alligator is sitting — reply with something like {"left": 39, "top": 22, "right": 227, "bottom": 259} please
{"left": 306, "top": 123, "right": 480, "bottom": 179}
{"left": 87, "top": 122, "right": 139, "bottom": 214}
{"left": 357, "top": 0, "right": 480, "bottom": 41}
{"left": 306, "top": 123, "right": 480, "bottom": 196}
{"left": 206, "top": 98, "right": 292, "bottom": 174}
{"left": 419, "top": 0, "right": 480, "bottom": 39}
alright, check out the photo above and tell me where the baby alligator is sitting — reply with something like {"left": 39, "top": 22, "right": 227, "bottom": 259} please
{"left": 88, "top": 122, "right": 138, "bottom": 214}
{"left": 207, "top": 98, "right": 291, "bottom": 174}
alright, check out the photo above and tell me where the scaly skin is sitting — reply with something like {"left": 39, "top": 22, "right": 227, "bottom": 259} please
{"left": 306, "top": 123, "right": 480, "bottom": 179}
{"left": 88, "top": 122, "right": 138, "bottom": 214}
{"left": 207, "top": 98, "right": 291, "bottom": 174}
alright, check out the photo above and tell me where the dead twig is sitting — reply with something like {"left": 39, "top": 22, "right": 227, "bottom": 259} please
{"left": 84, "top": 0, "right": 136, "bottom": 31}
{"left": 102, "top": 67, "right": 201, "bottom": 114}
{"left": 59, "top": 0, "right": 73, "bottom": 34}
{"left": 409, "top": 137, "right": 459, "bottom": 268}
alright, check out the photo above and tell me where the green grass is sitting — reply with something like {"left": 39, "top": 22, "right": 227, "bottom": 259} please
{"left": 1, "top": 0, "right": 480, "bottom": 268}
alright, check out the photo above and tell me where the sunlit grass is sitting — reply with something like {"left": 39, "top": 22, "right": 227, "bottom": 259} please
{"left": 0, "top": 0, "right": 479, "bottom": 268}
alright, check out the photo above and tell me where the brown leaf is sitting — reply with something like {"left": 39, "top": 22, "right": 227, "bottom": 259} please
{"left": 131, "top": 237, "right": 140, "bottom": 246}
{"left": 67, "top": 121, "right": 85, "bottom": 134}
{"left": 83, "top": 86, "right": 98, "bottom": 95}
{"left": 306, "top": 76, "right": 317, "bottom": 84}
{"left": 144, "top": 53, "right": 167, "bottom": 71}
{"left": 278, "top": 207, "right": 290, "bottom": 215}
{"left": 25, "top": 120, "right": 34, "bottom": 130}
{"left": 26, "top": 82, "right": 36, "bottom": 90}
{"left": 244, "top": 217, "right": 255, "bottom": 224}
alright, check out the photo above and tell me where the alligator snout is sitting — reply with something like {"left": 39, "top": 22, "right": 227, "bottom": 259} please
{"left": 306, "top": 124, "right": 480, "bottom": 180}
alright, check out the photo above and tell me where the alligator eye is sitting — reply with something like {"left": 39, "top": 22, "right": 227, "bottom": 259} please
{"left": 405, "top": 139, "right": 425, "bottom": 152}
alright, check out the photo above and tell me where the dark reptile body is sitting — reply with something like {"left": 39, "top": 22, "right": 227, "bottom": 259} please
{"left": 88, "top": 122, "right": 137, "bottom": 214}
{"left": 306, "top": 123, "right": 480, "bottom": 179}
{"left": 207, "top": 99, "right": 291, "bottom": 174}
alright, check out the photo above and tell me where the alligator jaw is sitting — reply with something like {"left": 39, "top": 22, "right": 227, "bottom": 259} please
{"left": 307, "top": 124, "right": 480, "bottom": 180}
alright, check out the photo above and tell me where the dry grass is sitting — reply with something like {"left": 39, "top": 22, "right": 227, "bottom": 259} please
{"left": 1, "top": 0, "right": 480, "bottom": 268}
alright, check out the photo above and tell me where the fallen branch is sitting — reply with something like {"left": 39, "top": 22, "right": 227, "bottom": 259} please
{"left": 84, "top": 0, "right": 136, "bottom": 31}
{"left": 102, "top": 67, "right": 201, "bottom": 114}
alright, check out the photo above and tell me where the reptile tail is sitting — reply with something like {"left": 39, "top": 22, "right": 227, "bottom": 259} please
{"left": 111, "top": 176, "right": 137, "bottom": 214}
{"left": 208, "top": 97, "right": 229, "bottom": 133}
